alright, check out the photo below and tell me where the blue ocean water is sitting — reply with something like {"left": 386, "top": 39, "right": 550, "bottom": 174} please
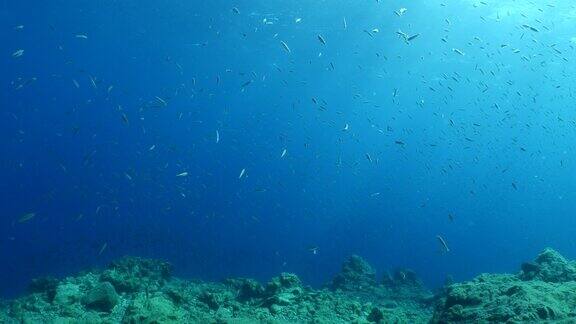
{"left": 2, "top": 0, "right": 575, "bottom": 299}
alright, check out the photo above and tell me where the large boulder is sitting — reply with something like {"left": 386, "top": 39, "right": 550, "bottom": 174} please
{"left": 519, "top": 248, "right": 576, "bottom": 282}
{"left": 262, "top": 273, "right": 304, "bottom": 309}
{"left": 82, "top": 282, "right": 119, "bottom": 312}
{"left": 100, "top": 257, "right": 172, "bottom": 293}
{"left": 382, "top": 268, "right": 424, "bottom": 289}
{"left": 224, "top": 278, "right": 265, "bottom": 302}
{"left": 433, "top": 249, "right": 576, "bottom": 323}
{"left": 332, "top": 255, "right": 377, "bottom": 291}
{"left": 54, "top": 283, "right": 81, "bottom": 306}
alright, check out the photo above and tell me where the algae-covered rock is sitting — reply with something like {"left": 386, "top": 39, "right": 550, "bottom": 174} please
{"left": 123, "top": 293, "right": 184, "bottom": 323}
{"left": 519, "top": 248, "right": 576, "bottom": 282}
{"left": 54, "top": 282, "right": 81, "bottom": 306}
{"left": 382, "top": 268, "right": 425, "bottom": 290}
{"left": 27, "top": 277, "right": 59, "bottom": 301}
{"left": 224, "top": 278, "right": 265, "bottom": 301}
{"left": 164, "top": 285, "right": 187, "bottom": 305}
{"left": 265, "top": 272, "right": 302, "bottom": 295}
{"left": 433, "top": 249, "right": 576, "bottom": 323}
{"left": 101, "top": 257, "right": 172, "bottom": 293}
{"left": 332, "top": 255, "right": 377, "bottom": 291}
{"left": 82, "top": 282, "right": 119, "bottom": 312}
{"left": 0, "top": 254, "right": 434, "bottom": 323}
{"left": 367, "top": 306, "right": 384, "bottom": 322}
{"left": 198, "top": 289, "right": 235, "bottom": 310}
{"left": 262, "top": 273, "right": 304, "bottom": 309}
{"left": 433, "top": 273, "right": 576, "bottom": 322}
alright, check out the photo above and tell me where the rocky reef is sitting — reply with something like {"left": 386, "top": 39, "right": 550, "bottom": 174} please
{"left": 432, "top": 248, "right": 576, "bottom": 323}
{"left": 3, "top": 248, "right": 576, "bottom": 323}
{"left": 0, "top": 255, "right": 432, "bottom": 323}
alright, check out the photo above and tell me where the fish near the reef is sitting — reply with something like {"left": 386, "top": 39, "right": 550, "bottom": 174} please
{"left": 98, "top": 243, "right": 108, "bottom": 256}
{"left": 436, "top": 235, "right": 450, "bottom": 253}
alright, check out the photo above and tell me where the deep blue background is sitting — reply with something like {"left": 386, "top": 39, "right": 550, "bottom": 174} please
{"left": 2, "top": 0, "right": 576, "bottom": 298}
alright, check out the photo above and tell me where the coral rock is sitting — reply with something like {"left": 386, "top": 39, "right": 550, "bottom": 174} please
{"left": 224, "top": 278, "right": 264, "bottom": 301}
{"left": 101, "top": 257, "right": 172, "bottom": 293}
{"left": 332, "top": 255, "right": 377, "bottom": 291}
{"left": 54, "top": 283, "right": 81, "bottom": 306}
{"left": 433, "top": 249, "right": 576, "bottom": 323}
{"left": 82, "top": 282, "right": 119, "bottom": 312}
{"left": 519, "top": 248, "right": 576, "bottom": 282}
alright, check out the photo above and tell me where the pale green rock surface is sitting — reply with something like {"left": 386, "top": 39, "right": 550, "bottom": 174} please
{"left": 433, "top": 248, "right": 576, "bottom": 323}
{"left": 40, "top": 251, "right": 576, "bottom": 323}
{"left": 0, "top": 254, "right": 434, "bottom": 323}
{"left": 54, "top": 283, "right": 81, "bottom": 306}
{"left": 82, "top": 282, "right": 119, "bottom": 312}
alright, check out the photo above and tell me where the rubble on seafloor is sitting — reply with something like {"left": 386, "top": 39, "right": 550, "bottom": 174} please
{"left": 2, "top": 248, "right": 576, "bottom": 323}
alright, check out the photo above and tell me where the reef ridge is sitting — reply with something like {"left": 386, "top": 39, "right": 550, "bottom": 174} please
{"left": 3, "top": 248, "right": 576, "bottom": 323}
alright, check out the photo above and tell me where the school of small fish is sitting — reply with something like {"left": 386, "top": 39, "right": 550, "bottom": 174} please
{"left": 6, "top": 1, "right": 576, "bottom": 261}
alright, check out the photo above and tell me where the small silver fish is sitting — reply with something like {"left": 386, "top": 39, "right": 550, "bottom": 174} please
{"left": 89, "top": 75, "right": 97, "bottom": 89}
{"left": 395, "top": 8, "right": 408, "bottom": 16}
{"left": 280, "top": 41, "right": 291, "bottom": 54}
{"left": 98, "top": 243, "right": 108, "bottom": 256}
{"left": 452, "top": 48, "right": 465, "bottom": 56}
{"left": 366, "top": 153, "right": 373, "bottom": 163}
{"left": 436, "top": 235, "right": 450, "bottom": 252}
{"left": 155, "top": 96, "right": 167, "bottom": 106}
{"left": 12, "top": 49, "right": 24, "bottom": 58}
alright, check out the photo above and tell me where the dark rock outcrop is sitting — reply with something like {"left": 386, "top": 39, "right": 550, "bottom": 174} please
{"left": 262, "top": 273, "right": 304, "bottom": 309}
{"left": 27, "top": 277, "right": 59, "bottom": 301}
{"left": 331, "top": 255, "right": 377, "bottom": 291}
{"left": 100, "top": 257, "right": 172, "bottom": 293}
{"left": 382, "top": 268, "right": 424, "bottom": 290}
{"left": 224, "top": 278, "right": 265, "bottom": 302}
